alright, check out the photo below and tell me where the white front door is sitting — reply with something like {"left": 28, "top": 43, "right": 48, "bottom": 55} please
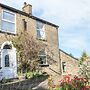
{"left": 0, "top": 49, "right": 17, "bottom": 79}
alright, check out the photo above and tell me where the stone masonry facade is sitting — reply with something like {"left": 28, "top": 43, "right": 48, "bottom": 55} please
{"left": 0, "top": 2, "right": 80, "bottom": 79}
{"left": 0, "top": 2, "right": 60, "bottom": 78}
{"left": 59, "top": 49, "right": 79, "bottom": 76}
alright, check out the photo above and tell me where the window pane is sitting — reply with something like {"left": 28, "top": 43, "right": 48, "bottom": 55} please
{"left": 2, "top": 20, "right": 15, "bottom": 33}
{"left": 36, "top": 21, "right": 45, "bottom": 39}
{"left": 3, "top": 45, "right": 12, "bottom": 49}
{"left": 39, "top": 56, "right": 46, "bottom": 64}
{"left": 3, "top": 11, "right": 15, "bottom": 22}
{"left": 37, "top": 30, "right": 42, "bottom": 38}
{"left": 62, "top": 62, "right": 66, "bottom": 72}
{"left": 22, "top": 19, "right": 27, "bottom": 30}
{"left": 40, "top": 31, "right": 45, "bottom": 38}
{"left": 5, "top": 55, "right": 9, "bottom": 67}
{"left": 36, "top": 21, "right": 43, "bottom": 29}
{"left": 39, "top": 49, "right": 46, "bottom": 64}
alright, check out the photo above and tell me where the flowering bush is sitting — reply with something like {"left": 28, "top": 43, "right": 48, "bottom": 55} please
{"left": 78, "top": 58, "right": 90, "bottom": 84}
{"left": 48, "top": 75, "right": 90, "bottom": 90}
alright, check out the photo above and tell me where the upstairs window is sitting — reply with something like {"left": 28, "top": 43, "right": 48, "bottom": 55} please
{"left": 22, "top": 19, "right": 27, "bottom": 31}
{"left": 36, "top": 21, "right": 45, "bottom": 39}
{"left": 1, "top": 10, "right": 16, "bottom": 34}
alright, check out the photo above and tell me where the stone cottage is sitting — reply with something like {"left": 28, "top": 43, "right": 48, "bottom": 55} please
{"left": 59, "top": 49, "right": 79, "bottom": 76}
{"left": 0, "top": 2, "right": 60, "bottom": 80}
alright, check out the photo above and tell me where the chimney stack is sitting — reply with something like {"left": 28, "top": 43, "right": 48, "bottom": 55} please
{"left": 22, "top": 2, "right": 32, "bottom": 15}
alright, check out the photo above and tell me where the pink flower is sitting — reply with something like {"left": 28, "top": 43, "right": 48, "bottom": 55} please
{"left": 64, "top": 75, "right": 70, "bottom": 83}
{"left": 58, "top": 79, "right": 64, "bottom": 83}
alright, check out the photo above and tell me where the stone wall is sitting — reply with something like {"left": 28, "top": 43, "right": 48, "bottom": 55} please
{"left": 60, "top": 49, "right": 79, "bottom": 76}
{"left": 0, "top": 75, "right": 48, "bottom": 90}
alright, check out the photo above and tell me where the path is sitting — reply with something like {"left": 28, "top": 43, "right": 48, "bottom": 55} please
{"left": 32, "top": 79, "right": 48, "bottom": 90}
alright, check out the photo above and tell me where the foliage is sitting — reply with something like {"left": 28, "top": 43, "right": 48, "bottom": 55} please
{"left": 69, "top": 53, "right": 74, "bottom": 57}
{"left": 11, "top": 31, "right": 43, "bottom": 72}
{"left": 78, "top": 51, "right": 90, "bottom": 84}
{"left": 25, "top": 71, "right": 33, "bottom": 79}
{"left": 78, "top": 59, "right": 90, "bottom": 84}
{"left": 48, "top": 75, "right": 90, "bottom": 90}
{"left": 25, "top": 71, "right": 43, "bottom": 79}
{"left": 80, "top": 51, "right": 88, "bottom": 62}
{"left": 1, "top": 77, "right": 7, "bottom": 84}
{"left": 0, "top": 77, "right": 12, "bottom": 84}
{"left": 78, "top": 51, "right": 90, "bottom": 83}
{"left": 59, "top": 75, "right": 84, "bottom": 90}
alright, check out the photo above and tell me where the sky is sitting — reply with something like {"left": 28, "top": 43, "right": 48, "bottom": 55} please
{"left": 0, "top": 0, "right": 90, "bottom": 58}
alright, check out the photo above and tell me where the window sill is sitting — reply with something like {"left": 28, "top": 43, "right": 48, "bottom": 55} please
{"left": 36, "top": 38, "right": 47, "bottom": 42}
{"left": 0, "top": 30, "right": 16, "bottom": 35}
{"left": 39, "top": 64, "right": 49, "bottom": 67}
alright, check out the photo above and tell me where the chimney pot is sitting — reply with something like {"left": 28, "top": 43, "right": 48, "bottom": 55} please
{"left": 22, "top": 2, "right": 32, "bottom": 15}
{"left": 24, "top": 2, "right": 27, "bottom": 6}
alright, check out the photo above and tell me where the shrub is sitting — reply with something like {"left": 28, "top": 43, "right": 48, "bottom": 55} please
{"left": 59, "top": 75, "right": 89, "bottom": 90}
{"left": 1, "top": 77, "right": 8, "bottom": 84}
{"left": 48, "top": 75, "right": 90, "bottom": 90}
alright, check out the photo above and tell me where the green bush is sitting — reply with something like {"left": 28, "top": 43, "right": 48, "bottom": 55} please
{"left": 25, "top": 71, "right": 43, "bottom": 79}
{"left": 1, "top": 77, "right": 8, "bottom": 84}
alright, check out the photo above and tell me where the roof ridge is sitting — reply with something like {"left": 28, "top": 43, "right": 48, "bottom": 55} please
{"left": 0, "top": 3, "right": 59, "bottom": 28}
{"left": 59, "top": 49, "right": 78, "bottom": 60}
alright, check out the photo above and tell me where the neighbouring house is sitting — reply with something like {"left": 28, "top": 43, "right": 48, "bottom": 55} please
{"left": 0, "top": 2, "right": 60, "bottom": 80}
{"left": 59, "top": 49, "right": 79, "bottom": 76}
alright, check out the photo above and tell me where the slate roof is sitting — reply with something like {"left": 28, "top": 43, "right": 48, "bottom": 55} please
{"left": 0, "top": 3, "right": 59, "bottom": 28}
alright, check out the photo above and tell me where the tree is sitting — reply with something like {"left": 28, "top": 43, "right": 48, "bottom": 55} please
{"left": 78, "top": 51, "right": 90, "bottom": 84}
{"left": 11, "top": 31, "right": 44, "bottom": 72}
{"left": 80, "top": 51, "right": 88, "bottom": 62}
{"left": 78, "top": 59, "right": 90, "bottom": 84}
{"left": 69, "top": 53, "right": 74, "bottom": 57}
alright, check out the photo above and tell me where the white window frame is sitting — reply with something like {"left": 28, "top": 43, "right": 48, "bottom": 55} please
{"left": 62, "top": 61, "right": 66, "bottom": 73}
{"left": 38, "top": 50, "right": 48, "bottom": 65}
{"left": 1, "top": 9, "right": 16, "bottom": 34}
{"left": 36, "top": 21, "right": 45, "bottom": 40}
